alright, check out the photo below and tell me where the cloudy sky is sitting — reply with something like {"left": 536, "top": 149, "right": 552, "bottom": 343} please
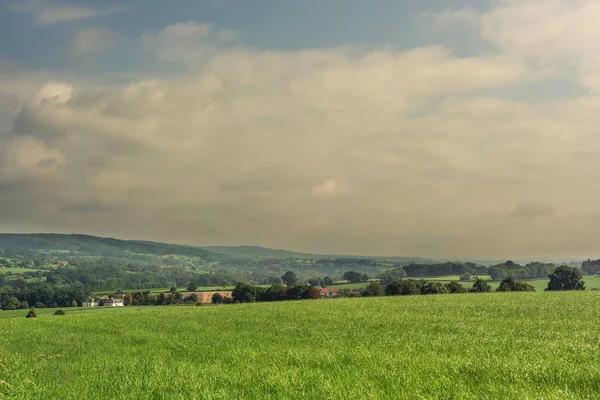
{"left": 1, "top": 0, "right": 599, "bottom": 259}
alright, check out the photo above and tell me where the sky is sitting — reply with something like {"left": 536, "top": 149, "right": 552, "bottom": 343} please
{"left": 1, "top": 0, "right": 600, "bottom": 259}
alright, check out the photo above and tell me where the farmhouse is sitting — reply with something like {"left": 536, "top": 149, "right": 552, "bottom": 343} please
{"left": 319, "top": 288, "right": 339, "bottom": 297}
{"left": 82, "top": 296, "right": 124, "bottom": 307}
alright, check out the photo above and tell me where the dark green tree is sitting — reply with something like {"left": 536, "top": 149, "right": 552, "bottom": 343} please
{"left": 420, "top": 281, "right": 449, "bottom": 295}
{"left": 546, "top": 266, "right": 585, "bottom": 291}
{"left": 362, "top": 281, "right": 384, "bottom": 297}
{"left": 471, "top": 278, "right": 492, "bottom": 293}
{"left": 342, "top": 271, "right": 364, "bottom": 283}
{"left": 496, "top": 277, "right": 535, "bottom": 292}
{"left": 445, "top": 281, "right": 467, "bottom": 294}
{"left": 212, "top": 293, "right": 223, "bottom": 304}
{"left": 281, "top": 271, "right": 297, "bottom": 286}
{"left": 385, "top": 281, "right": 402, "bottom": 296}
{"left": 26, "top": 307, "right": 37, "bottom": 318}
{"left": 399, "top": 280, "right": 418, "bottom": 295}
{"left": 186, "top": 279, "right": 198, "bottom": 292}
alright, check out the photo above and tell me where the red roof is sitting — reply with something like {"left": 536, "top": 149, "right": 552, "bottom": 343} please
{"left": 319, "top": 288, "right": 339, "bottom": 294}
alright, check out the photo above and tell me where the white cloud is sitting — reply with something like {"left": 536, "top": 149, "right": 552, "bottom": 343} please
{"left": 142, "top": 22, "right": 238, "bottom": 64}
{"left": 11, "top": 0, "right": 130, "bottom": 26}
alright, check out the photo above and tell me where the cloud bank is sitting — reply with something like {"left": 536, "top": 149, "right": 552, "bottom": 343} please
{"left": 1, "top": 0, "right": 600, "bottom": 258}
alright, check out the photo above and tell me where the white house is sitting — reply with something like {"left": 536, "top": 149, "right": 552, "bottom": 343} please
{"left": 82, "top": 296, "right": 124, "bottom": 307}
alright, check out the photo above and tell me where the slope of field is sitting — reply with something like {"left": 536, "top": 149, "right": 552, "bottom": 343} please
{"left": 1, "top": 292, "right": 599, "bottom": 399}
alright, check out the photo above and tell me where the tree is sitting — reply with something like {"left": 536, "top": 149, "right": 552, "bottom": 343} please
{"left": 342, "top": 271, "right": 364, "bottom": 283}
{"left": 420, "top": 282, "right": 449, "bottom": 295}
{"left": 184, "top": 293, "right": 198, "bottom": 303}
{"left": 4, "top": 296, "right": 19, "bottom": 310}
{"left": 322, "top": 276, "right": 334, "bottom": 286}
{"left": 232, "top": 283, "right": 257, "bottom": 303}
{"left": 459, "top": 273, "right": 472, "bottom": 282}
{"left": 212, "top": 293, "right": 223, "bottom": 304}
{"left": 496, "top": 277, "right": 535, "bottom": 292}
{"left": 546, "top": 266, "right": 585, "bottom": 291}
{"left": 471, "top": 278, "right": 491, "bottom": 293}
{"left": 362, "top": 282, "right": 384, "bottom": 297}
{"left": 53, "top": 309, "right": 66, "bottom": 315}
{"left": 445, "top": 281, "right": 467, "bottom": 294}
{"left": 399, "top": 280, "right": 418, "bottom": 295}
{"left": 385, "top": 281, "right": 402, "bottom": 296}
{"left": 187, "top": 279, "right": 198, "bottom": 292}
{"left": 26, "top": 307, "right": 37, "bottom": 318}
{"left": 281, "top": 271, "right": 297, "bottom": 286}
{"left": 71, "top": 300, "right": 78, "bottom": 307}
{"left": 308, "top": 278, "right": 322, "bottom": 287}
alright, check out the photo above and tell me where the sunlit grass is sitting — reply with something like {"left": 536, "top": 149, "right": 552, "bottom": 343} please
{"left": 1, "top": 292, "right": 599, "bottom": 399}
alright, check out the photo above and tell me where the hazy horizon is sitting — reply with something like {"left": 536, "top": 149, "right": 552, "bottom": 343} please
{"left": 2, "top": 1, "right": 600, "bottom": 259}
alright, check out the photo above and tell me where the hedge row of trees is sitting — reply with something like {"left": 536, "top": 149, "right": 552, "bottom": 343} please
{"left": 0, "top": 284, "right": 88, "bottom": 310}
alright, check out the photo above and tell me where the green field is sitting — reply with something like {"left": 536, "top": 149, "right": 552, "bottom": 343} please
{"left": 1, "top": 292, "right": 599, "bottom": 399}
{"left": 0, "top": 267, "right": 43, "bottom": 275}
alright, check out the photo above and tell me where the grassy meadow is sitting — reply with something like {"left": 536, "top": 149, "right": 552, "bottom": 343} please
{"left": 1, "top": 292, "right": 600, "bottom": 399}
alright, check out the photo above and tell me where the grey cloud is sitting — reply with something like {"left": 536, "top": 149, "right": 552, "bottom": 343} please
{"left": 3, "top": 15, "right": 600, "bottom": 258}
{"left": 510, "top": 202, "right": 555, "bottom": 219}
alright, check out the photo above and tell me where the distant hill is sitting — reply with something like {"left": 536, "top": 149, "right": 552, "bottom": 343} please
{"left": 0, "top": 234, "right": 220, "bottom": 260}
{"left": 201, "top": 245, "right": 322, "bottom": 259}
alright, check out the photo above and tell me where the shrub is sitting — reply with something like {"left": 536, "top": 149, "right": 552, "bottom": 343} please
{"left": 496, "top": 277, "right": 535, "bottom": 292}
{"left": 399, "top": 280, "right": 418, "bottom": 296}
{"left": 471, "top": 278, "right": 492, "bottom": 293}
{"left": 420, "top": 282, "right": 449, "bottom": 295}
{"left": 546, "top": 266, "right": 585, "bottom": 291}
{"left": 53, "top": 309, "right": 66, "bottom": 316}
{"left": 362, "top": 282, "right": 384, "bottom": 297}
{"left": 71, "top": 300, "right": 78, "bottom": 307}
{"left": 385, "top": 281, "right": 402, "bottom": 296}
{"left": 26, "top": 307, "right": 37, "bottom": 318}
{"left": 212, "top": 293, "right": 223, "bottom": 304}
{"left": 459, "top": 273, "right": 472, "bottom": 282}
{"left": 445, "top": 281, "right": 467, "bottom": 294}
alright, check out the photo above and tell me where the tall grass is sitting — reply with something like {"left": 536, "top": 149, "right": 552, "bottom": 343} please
{"left": 1, "top": 292, "right": 599, "bottom": 399}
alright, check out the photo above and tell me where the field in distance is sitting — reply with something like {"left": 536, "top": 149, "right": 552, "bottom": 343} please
{"left": 1, "top": 292, "right": 599, "bottom": 399}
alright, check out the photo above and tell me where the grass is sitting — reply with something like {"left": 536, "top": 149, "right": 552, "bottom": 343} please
{"left": 1, "top": 292, "right": 600, "bottom": 399}
{"left": 0, "top": 267, "right": 44, "bottom": 275}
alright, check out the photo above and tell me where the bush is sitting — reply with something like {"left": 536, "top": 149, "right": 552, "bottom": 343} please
{"left": 420, "top": 282, "right": 449, "bottom": 295}
{"left": 445, "top": 281, "right": 467, "bottom": 294}
{"left": 399, "top": 280, "right": 418, "bottom": 296}
{"left": 459, "top": 273, "right": 472, "bottom": 282}
{"left": 53, "top": 309, "right": 66, "bottom": 316}
{"left": 212, "top": 293, "right": 223, "bottom": 304}
{"left": 496, "top": 277, "right": 535, "bottom": 292}
{"left": 26, "top": 307, "right": 37, "bottom": 318}
{"left": 546, "top": 266, "right": 585, "bottom": 291}
{"left": 71, "top": 300, "right": 78, "bottom": 307}
{"left": 385, "top": 281, "right": 402, "bottom": 296}
{"left": 362, "top": 282, "right": 384, "bottom": 297}
{"left": 471, "top": 278, "right": 492, "bottom": 293}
